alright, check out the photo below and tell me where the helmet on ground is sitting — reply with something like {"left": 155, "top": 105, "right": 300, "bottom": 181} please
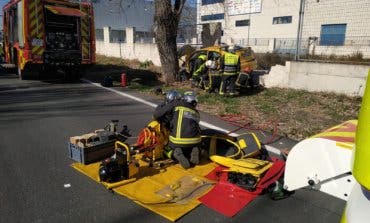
{"left": 183, "top": 91, "right": 198, "bottom": 106}
{"left": 166, "top": 90, "right": 182, "bottom": 103}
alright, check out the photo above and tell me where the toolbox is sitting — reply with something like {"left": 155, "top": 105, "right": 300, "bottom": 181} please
{"left": 68, "top": 141, "right": 116, "bottom": 164}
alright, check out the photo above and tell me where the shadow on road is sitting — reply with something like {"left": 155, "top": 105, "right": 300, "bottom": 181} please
{"left": 85, "top": 64, "right": 162, "bottom": 87}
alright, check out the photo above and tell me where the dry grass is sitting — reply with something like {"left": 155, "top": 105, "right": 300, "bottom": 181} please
{"left": 180, "top": 87, "right": 360, "bottom": 141}
{"left": 86, "top": 55, "right": 362, "bottom": 141}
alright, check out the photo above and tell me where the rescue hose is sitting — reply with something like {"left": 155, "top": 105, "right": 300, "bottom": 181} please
{"left": 219, "top": 114, "right": 279, "bottom": 145}
{"left": 135, "top": 127, "right": 160, "bottom": 151}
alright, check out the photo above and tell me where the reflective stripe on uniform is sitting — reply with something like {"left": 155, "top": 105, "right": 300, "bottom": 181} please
{"left": 169, "top": 135, "right": 201, "bottom": 145}
{"left": 172, "top": 106, "right": 200, "bottom": 145}
{"left": 198, "top": 54, "right": 207, "bottom": 60}
{"left": 223, "top": 72, "right": 238, "bottom": 75}
{"left": 224, "top": 53, "right": 239, "bottom": 65}
{"left": 223, "top": 52, "right": 239, "bottom": 75}
{"left": 194, "top": 63, "right": 206, "bottom": 76}
{"left": 176, "top": 109, "right": 183, "bottom": 138}
{"left": 175, "top": 106, "right": 198, "bottom": 139}
{"left": 175, "top": 106, "right": 196, "bottom": 113}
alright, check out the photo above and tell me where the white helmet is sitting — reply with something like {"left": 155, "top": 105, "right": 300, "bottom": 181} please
{"left": 228, "top": 45, "right": 235, "bottom": 53}
{"left": 205, "top": 60, "right": 216, "bottom": 69}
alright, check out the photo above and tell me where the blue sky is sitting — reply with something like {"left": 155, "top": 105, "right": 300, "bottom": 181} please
{"left": 0, "top": 0, "right": 197, "bottom": 30}
{"left": 0, "top": 0, "right": 6, "bottom": 30}
{"left": 0, "top": 0, "right": 6, "bottom": 12}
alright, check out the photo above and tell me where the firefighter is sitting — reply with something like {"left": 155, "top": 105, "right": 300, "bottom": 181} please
{"left": 219, "top": 45, "right": 241, "bottom": 96}
{"left": 204, "top": 59, "right": 221, "bottom": 93}
{"left": 191, "top": 54, "right": 208, "bottom": 88}
{"left": 154, "top": 90, "right": 182, "bottom": 130}
{"left": 153, "top": 91, "right": 201, "bottom": 169}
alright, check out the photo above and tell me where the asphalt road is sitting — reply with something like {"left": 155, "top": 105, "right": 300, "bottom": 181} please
{"left": 0, "top": 73, "right": 345, "bottom": 223}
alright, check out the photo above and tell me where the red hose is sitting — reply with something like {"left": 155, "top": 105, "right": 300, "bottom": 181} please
{"left": 219, "top": 114, "right": 279, "bottom": 145}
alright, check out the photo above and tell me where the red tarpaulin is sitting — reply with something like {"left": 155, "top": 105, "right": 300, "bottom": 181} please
{"left": 45, "top": 5, "right": 86, "bottom": 17}
{"left": 199, "top": 159, "right": 285, "bottom": 217}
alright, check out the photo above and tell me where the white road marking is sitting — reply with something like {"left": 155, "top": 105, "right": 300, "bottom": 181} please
{"left": 82, "top": 79, "right": 282, "bottom": 155}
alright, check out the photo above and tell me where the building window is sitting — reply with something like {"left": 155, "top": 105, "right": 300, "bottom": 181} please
{"left": 202, "top": 0, "right": 224, "bottom": 5}
{"left": 272, "top": 16, "right": 292, "bottom": 24}
{"left": 201, "top": 13, "right": 224, "bottom": 22}
{"left": 320, "top": 24, "right": 347, "bottom": 46}
{"left": 235, "top": 20, "right": 250, "bottom": 27}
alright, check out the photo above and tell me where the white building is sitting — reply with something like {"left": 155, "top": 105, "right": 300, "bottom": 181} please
{"left": 197, "top": 0, "right": 370, "bottom": 57}
{"left": 301, "top": 0, "right": 370, "bottom": 58}
{"left": 197, "top": 0, "right": 301, "bottom": 53}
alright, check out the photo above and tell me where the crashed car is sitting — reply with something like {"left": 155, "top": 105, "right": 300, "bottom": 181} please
{"left": 178, "top": 45, "right": 258, "bottom": 90}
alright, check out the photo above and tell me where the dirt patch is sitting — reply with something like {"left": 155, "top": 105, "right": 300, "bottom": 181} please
{"left": 85, "top": 55, "right": 362, "bottom": 141}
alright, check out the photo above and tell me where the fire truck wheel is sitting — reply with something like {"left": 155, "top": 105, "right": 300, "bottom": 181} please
{"left": 17, "top": 65, "right": 39, "bottom": 80}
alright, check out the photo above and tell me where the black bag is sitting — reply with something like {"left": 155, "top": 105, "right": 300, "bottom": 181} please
{"left": 236, "top": 72, "right": 250, "bottom": 87}
{"left": 227, "top": 172, "right": 258, "bottom": 191}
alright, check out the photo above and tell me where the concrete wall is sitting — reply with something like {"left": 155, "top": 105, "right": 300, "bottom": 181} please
{"left": 262, "top": 61, "right": 370, "bottom": 96}
{"left": 96, "top": 27, "right": 161, "bottom": 66}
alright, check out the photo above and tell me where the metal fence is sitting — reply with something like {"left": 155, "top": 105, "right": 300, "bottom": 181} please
{"left": 95, "top": 29, "right": 104, "bottom": 41}
{"left": 297, "top": 35, "right": 370, "bottom": 61}
{"left": 134, "top": 31, "right": 154, "bottom": 43}
{"left": 110, "top": 29, "right": 126, "bottom": 43}
{"left": 235, "top": 38, "right": 270, "bottom": 47}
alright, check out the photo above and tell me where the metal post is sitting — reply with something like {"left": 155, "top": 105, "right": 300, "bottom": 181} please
{"left": 295, "top": 0, "right": 305, "bottom": 61}
{"left": 247, "top": 0, "right": 251, "bottom": 46}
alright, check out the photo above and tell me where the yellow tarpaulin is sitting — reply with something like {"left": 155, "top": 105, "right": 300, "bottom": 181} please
{"left": 71, "top": 160, "right": 218, "bottom": 222}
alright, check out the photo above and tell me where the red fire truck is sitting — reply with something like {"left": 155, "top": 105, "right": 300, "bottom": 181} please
{"left": 2, "top": 0, "right": 95, "bottom": 79}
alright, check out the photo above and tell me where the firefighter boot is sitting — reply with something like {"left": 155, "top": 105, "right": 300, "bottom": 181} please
{"left": 190, "top": 147, "right": 200, "bottom": 165}
{"left": 173, "top": 148, "right": 191, "bottom": 169}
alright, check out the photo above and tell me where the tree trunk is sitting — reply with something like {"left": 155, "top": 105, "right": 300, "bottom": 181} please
{"left": 154, "top": 0, "right": 181, "bottom": 84}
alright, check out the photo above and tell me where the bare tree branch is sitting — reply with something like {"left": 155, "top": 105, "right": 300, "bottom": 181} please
{"left": 174, "top": 0, "right": 186, "bottom": 16}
